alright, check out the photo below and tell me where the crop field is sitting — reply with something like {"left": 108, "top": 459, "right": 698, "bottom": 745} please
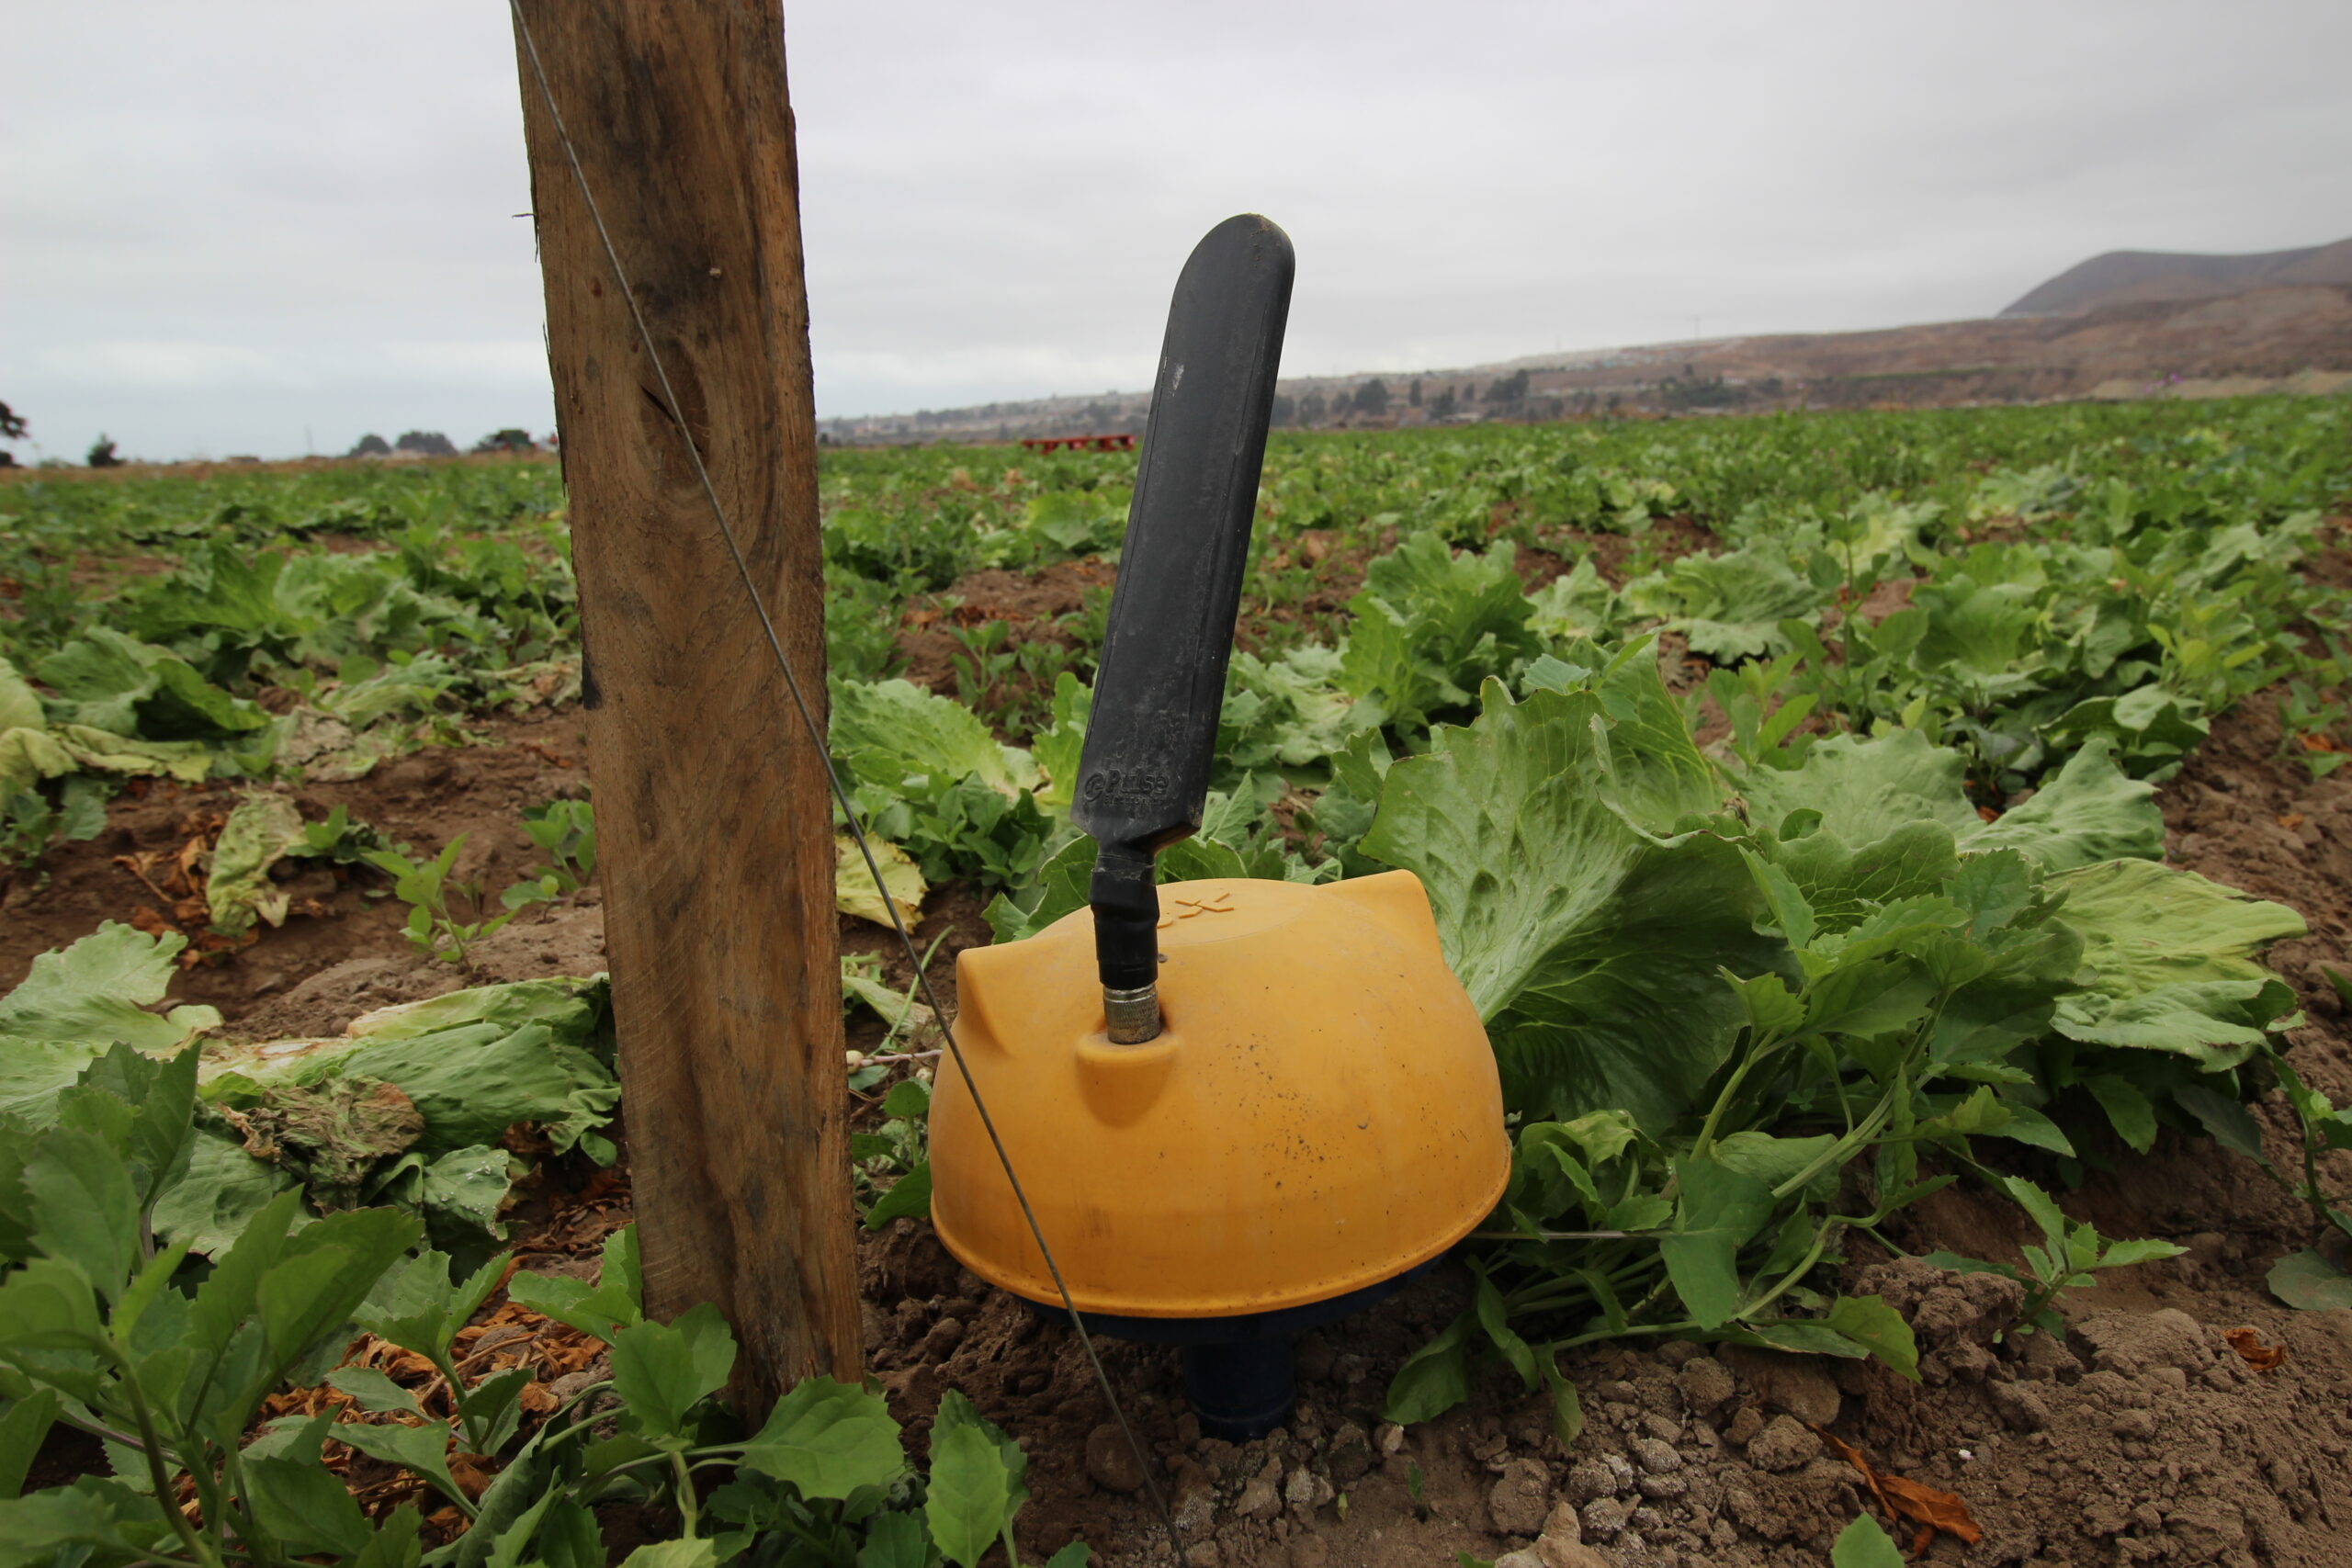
{"left": 4, "top": 395, "right": 2352, "bottom": 1568}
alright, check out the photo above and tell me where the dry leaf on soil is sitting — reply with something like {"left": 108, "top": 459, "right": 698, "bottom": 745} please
{"left": 1815, "top": 1427, "right": 1983, "bottom": 1546}
{"left": 447, "top": 1452, "right": 500, "bottom": 1501}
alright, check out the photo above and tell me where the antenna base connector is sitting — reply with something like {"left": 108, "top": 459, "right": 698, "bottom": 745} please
{"left": 1103, "top": 984, "right": 1162, "bottom": 1044}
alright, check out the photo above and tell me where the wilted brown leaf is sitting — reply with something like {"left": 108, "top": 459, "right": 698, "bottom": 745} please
{"left": 113, "top": 852, "right": 177, "bottom": 906}
{"left": 2223, "top": 1326, "right": 2287, "bottom": 1371}
{"left": 1880, "top": 1472, "right": 1982, "bottom": 1543}
{"left": 1816, "top": 1427, "right": 1983, "bottom": 1546}
{"left": 447, "top": 1453, "right": 501, "bottom": 1501}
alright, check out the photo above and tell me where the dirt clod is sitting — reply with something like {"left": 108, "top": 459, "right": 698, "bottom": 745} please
{"left": 1085, "top": 1424, "right": 1147, "bottom": 1495}
{"left": 1580, "top": 1495, "right": 1633, "bottom": 1540}
{"left": 1281, "top": 1466, "right": 1333, "bottom": 1517}
{"left": 1746, "top": 1416, "right": 1822, "bottom": 1472}
{"left": 1488, "top": 1455, "right": 1554, "bottom": 1534}
{"left": 2075, "top": 1307, "right": 2217, "bottom": 1376}
{"left": 1723, "top": 1348, "right": 1841, "bottom": 1427}
{"left": 1986, "top": 1381, "right": 2051, "bottom": 1432}
{"left": 1627, "top": 1436, "right": 1680, "bottom": 1475}
{"left": 1672, "top": 1354, "right": 1734, "bottom": 1415}
{"left": 1722, "top": 1405, "right": 1765, "bottom": 1448}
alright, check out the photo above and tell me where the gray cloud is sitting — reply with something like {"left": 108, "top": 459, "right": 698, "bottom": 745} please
{"left": 5, "top": 0, "right": 2346, "bottom": 459}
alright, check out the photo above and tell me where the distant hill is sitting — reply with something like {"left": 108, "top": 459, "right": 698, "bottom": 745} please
{"left": 820, "top": 243, "right": 2352, "bottom": 444}
{"left": 2002, "top": 238, "right": 2352, "bottom": 316}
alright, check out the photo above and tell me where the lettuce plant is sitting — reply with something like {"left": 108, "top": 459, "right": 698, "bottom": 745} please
{"left": 1358, "top": 641, "right": 2301, "bottom": 1427}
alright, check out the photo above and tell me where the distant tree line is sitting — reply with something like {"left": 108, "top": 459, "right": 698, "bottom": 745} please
{"left": 347, "top": 429, "right": 544, "bottom": 458}
{"left": 0, "top": 403, "right": 554, "bottom": 469}
{"left": 1266, "top": 367, "right": 1552, "bottom": 431}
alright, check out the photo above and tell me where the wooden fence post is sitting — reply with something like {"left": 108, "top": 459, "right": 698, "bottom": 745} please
{"left": 510, "top": 0, "right": 860, "bottom": 1409}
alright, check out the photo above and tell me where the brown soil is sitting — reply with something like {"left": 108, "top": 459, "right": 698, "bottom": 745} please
{"left": 0, "top": 709, "right": 599, "bottom": 1023}
{"left": 1240, "top": 526, "right": 1392, "bottom": 653}
{"left": 12, "top": 579, "right": 2352, "bottom": 1566}
{"left": 1544, "top": 514, "right": 1723, "bottom": 591}
{"left": 898, "top": 558, "right": 1118, "bottom": 699}
{"left": 2165, "top": 689, "right": 2352, "bottom": 1066}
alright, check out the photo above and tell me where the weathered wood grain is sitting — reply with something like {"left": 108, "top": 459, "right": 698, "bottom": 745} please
{"left": 511, "top": 0, "right": 858, "bottom": 1409}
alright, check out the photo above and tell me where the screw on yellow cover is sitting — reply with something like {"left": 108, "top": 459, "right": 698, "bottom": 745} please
{"left": 929, "top": 870, "right": 1510, "bottom": 1318}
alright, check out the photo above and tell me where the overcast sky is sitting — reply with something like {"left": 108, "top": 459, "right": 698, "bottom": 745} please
{"left": 5, "top": 1, "right": 2346, "bottom": 461}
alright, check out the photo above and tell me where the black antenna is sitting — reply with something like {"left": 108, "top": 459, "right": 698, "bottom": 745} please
{"left": 1071, "top": 215, "right": 1295, "bottom": 1043}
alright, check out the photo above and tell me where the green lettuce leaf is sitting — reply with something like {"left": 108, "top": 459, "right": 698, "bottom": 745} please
{"left": 1761, "top": 819, "right": 1959, "bottom": 935}
{"left": 0, "top": 727, "right": 75, "bottom": 800}
{"left": 196, "top": 979, "right": 616, "bottom": 1221}
{"left": 76, "top": 977, "right": 616, "bottom": 1247}
{"left": 149, "top": 1126, "right": 299, "bottom": 1257}
{"left": 1908, "top": 543, "right": 2050, "bottom": 702}
{"left": 0, "top": 657, "right": 41, "bottom": 734}
{"left": 2, "top": 638, "right": 215, "bottom": 791}
{"left": 2050, "top": 859, "right": 2306, "bottom": 1067}
{"left": 1623, "top": 542, "right": 1825, "bottom": 661}
{"left": 1364, "top": 679, "right": 1784, "bottom": 1131}
{"left": 0, "top": 923, "right": 221, "bottom": 1076}
{"left": 1737, "top": 728, "right": 2163, "bottom": 874}
{"left": 277, "top": 987, "right": 617, "bottom": 1158}
{"left": 1964, "top": 739, "right": 2163, "bottom": 870}
{"left": 35, "top": 627, "right": 268, "bottom": 740}
{"left": 207, "top": 794, "right": 310, "bottom": 935}
{"left": 1221, "top": 645, "right": 1358, "bottom": 771}
{"left": 51, "top": 725, "right": 216, "bottom": 784}
{"left": 1735, "top": 729, "right": 1979, "bottom": 850}
{"left": 831, "top": 677, "right": 1039, "bottom": 799}
{"left": 1339, "top": 535, "right": 1538, "bottom": 732}
{"left": 1525, "top": 558, "right": 1619, "bottom": 644}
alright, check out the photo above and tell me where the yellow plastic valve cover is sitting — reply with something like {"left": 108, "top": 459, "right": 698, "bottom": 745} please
{"left": 928, "top": 871, "right": 1509, "bottom": 1318}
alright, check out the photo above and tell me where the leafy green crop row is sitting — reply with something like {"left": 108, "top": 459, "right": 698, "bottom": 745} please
{"left": 3, "top": 395, "right": 2350, "bottom": 1555}
{"left": 804, "top": 397, "right": 2352, "bottom": 1419}
{"left": 6, "top": 398, "right": 2346, "bottom": 873}
{"left": 2, "top": 463, "right": 576, "bottom": 870}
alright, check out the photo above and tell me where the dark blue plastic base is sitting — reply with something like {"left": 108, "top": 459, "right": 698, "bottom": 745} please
{"left": 1181, "top": 1338, "right": 1294, "bottom": 1441}
{"left": 1020, "top": 1260, "right": 1433, "bottom": 1441}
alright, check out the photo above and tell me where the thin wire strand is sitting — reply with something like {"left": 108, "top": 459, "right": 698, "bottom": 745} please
{"left": 506, "top": 7, "right": 1182, "bottom": 1560}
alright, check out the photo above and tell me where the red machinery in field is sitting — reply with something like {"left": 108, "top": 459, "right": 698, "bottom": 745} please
{"left": 1019, "top": 433, "right": 1135, "bottom": 453}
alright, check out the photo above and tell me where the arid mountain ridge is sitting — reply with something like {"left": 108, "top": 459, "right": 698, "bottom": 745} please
{"left": 820, "top": 238, "right": 2352, "bottom": 444}
{"left": 2002, "top": 237, "right": 2352, "bottom": 316}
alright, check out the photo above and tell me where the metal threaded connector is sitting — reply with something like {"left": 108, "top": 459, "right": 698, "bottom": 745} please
{"left": 1103, "top": 984, "right": 1162, "bottom": 1044}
